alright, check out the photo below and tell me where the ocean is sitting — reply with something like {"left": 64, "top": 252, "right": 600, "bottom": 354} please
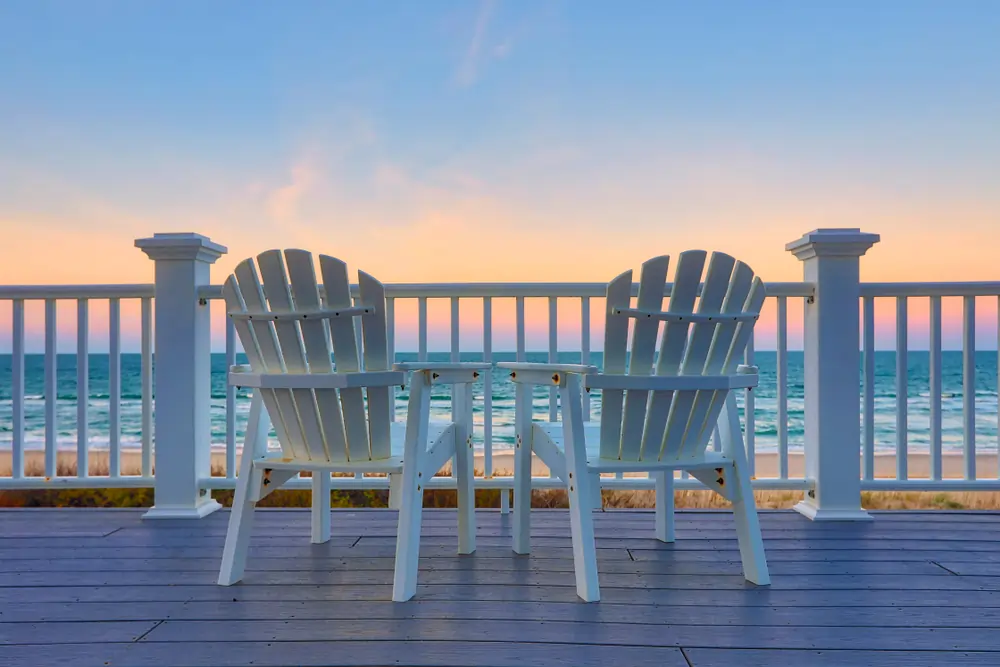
{"left": 0, "top": 351, "right": 997, "bottom": 454}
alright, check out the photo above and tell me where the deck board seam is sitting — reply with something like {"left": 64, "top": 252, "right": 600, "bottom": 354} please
{"left": 132, "top": 619, "right": 165, "bottom": 643}
{"left": 931, "top": 561, "right": 960, "bottom": 575}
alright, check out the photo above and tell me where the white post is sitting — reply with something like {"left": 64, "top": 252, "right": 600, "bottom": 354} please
{"left": 787, "top": 228, "right": 879, "bottom": 521}
{"left": 135, "top": 233, "right": 227, "bottom": 519}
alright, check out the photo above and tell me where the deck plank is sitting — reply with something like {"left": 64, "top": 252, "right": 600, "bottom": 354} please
{"left": 0, "top": 555, "right": 949, "bottom": 576}
{"left": 139, "top": 618, "right": 1000, "bottom": 650}
{"left": 0, "top": 641, "right": 690, "bottom": 667}
{"left": 8, "top": 600, "right": 1000, "bottom": 627}
{"left": 0, "top": 620, "right": 158, "bottom": 645}
{"left": 2, "top": 569, "right": 992, "bottom": 590}
{"left": 684, "top": 649, "right": 1000, "bottom": 666}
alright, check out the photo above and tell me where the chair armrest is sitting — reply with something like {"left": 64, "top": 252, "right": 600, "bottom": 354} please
{"left": 393, "top": 362, "right": 490, "bottom": 385}
{"left": 584, "top": 373, "right": 759, "bottom": 391}
{"left": 497, "top": 362, "right": 598, "bottom": 386}
{"left": 496, "top": 362, "right": 597, "bottom": 374}
{"left": 392, "top": 362, "right": 491, "bottom": 372}
{"left": 229, "top": 370, "right": 405, "bottom": 390}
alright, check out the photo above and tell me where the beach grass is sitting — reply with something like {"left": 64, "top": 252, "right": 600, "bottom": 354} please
{"left": 1, "top": 452, "right": 997, "bottom": 511}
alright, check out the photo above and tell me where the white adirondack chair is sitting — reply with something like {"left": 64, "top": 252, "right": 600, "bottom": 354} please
{"left": 216, "top": 249, "right": 487, "bottom": 602}
{"left": 498, "top": 251, "right": 770, "bottom": 602}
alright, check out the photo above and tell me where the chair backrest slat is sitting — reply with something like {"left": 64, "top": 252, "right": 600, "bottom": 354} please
{"left": 658, "top": 253, "right": 735, "bottom": 462}
{"left": 223, "top": 276, "right": 294, "bottom": 460}
{"left": 638, "top": 250, "right": 705, "bottom": 460}
{"left": 319, "top": 255, "right": 371, "bottom": 460}
{"left": 727, "top": 278, "right": 766, "bottom": 372}
{"left": 257, "top": 250, "right": 329, "bottom": 463}
{"left": 285, "top": 250, "right": 349, "bottom": 462}
{"left": 618, "top": 256, "right": 669, "bottom": 461}
{"left": 678, "top": 261, "right": 754, "bottom": 459}
{"left": 691, "top": 274, "right": 767, "bottom": 460}
{"left": 233, "top": 259, "right": 310, "bottom": 460}
{"left": 598, "top": 270, "right": 633, "bottom": 459}
{"left": 596, "top": 251, "right": 765, "bottom": 464}
{"left": 358, "top": 270, "right": 392, "bottom": 460}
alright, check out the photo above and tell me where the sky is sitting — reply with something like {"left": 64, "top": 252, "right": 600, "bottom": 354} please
{"left": 0, "top": 0, "right": 998, "bottom": 352}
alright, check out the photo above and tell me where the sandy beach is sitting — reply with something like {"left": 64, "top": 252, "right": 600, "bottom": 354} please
{"left": 1, "top": 448, "right": 994, "bottom": 481}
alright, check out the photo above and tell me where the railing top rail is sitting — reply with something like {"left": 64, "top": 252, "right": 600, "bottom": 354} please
{"left": 198, "top": 281, "right": 816, "bottom": 300}
{"left": 0, "top": 284, "right": 155, "bottom": 299}
{"left": 860, "top": 282, "right": 1000, "bottom": 297}
{"left": 1, "top": 281, "right": 996, "bottom": 302}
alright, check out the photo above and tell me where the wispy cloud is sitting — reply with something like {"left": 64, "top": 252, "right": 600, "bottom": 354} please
{"left": 266, "top": 161, "right": 319, "bottom": 224}
{"left": 455, "top": 0, "right": 498, "bottom": 87}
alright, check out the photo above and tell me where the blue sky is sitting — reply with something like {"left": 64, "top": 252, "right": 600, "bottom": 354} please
{"left": 1, "top": 0, "right": 998, "bottom": 351}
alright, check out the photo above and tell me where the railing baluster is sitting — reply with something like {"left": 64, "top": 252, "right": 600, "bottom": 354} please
{"left": 929, "top": 296, "right": 943, "bottom": 481}
{"left": 863, "top": 296, "right": 876, "bottom": 481}
{"left": 483, "top": 297, "right": 493, "bottom": 478}
{"left": 744, "top": 330, "right": 755, "bottom": 479}
{"left": 418, "top": 297, "right": 428, "bottom": 362}
{"left": 225, "top": 315, "right": 237, "bottom": 479}
{"left": 515, "top": 297, "right": 526, "bottom": 362}
{"left": 895, "top": 296, "right": 908, "bottom": 480}
{"left": 141, "top": 297, "right": 153, "bottom": 478}
{"left": 44, "top": 299, "right": 57, "bottom": 478}
{"left": 109, "top": 298, "right": 121, "bottom": 479}
{"left": 77, "top": 299, "right": 89, "bottom": 478}
{"left": 548, "top": 297, "right": 558, "bottom": 479}
{"left": 386, "top": 297, "right": 396, "bottom": 422}
{"left": 450, "top": 297, "right": 460, "bottom": 362}
{"left": 515, "top": 295, "right": 527, "bottom": 493}
{"left": 776, "top": 296, "right": 788, "bottom": 480}
{"left": 548, "top": 297, "right": 558, "bottom": 423}
{"left": 11, "top": 299, "right": 25, "bottom": 479}
{"left": 581, "top": 297, "right": 591, "bottom": 422}
{"left": 963, "top": 295, "right": 976, "bottom": 480}
{"left": 450, "top": 297, "right": 460, "bottom": 474}
{"left": 516, "top": 296, "right": 526, "bottom": 442}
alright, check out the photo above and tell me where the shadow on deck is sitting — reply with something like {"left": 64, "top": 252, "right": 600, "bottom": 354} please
{"left": 2, "top": 508, "right": 999, "bottom": 666}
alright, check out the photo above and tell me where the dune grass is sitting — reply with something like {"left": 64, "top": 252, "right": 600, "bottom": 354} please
{"left": 0, "top": 455, "right": 995, "bottom": 511}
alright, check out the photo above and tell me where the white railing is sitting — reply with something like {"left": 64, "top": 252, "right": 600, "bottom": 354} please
{"left": 0, "top": 229, "right": 998, "bottom": 520}
{"left": 0, "top": 285, "right": 155, "bottom": 488}
{"left": 859, "top": 283, "right": 1000, "bottom": 490}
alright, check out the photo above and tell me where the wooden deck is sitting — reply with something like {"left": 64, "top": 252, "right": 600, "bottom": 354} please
{"left": 2, "top": 509, "right": 1000, "bottom": 666}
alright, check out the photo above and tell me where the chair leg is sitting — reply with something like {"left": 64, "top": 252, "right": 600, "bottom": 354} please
{"left": 219, "top": 393, "right": 267, "bottom": 586}
{"left": 512, "top": 384, "right": 532, "bottom": 554}
{"left": 388, "top": 473, "right": 402, "bottom": 510}
{"left": 561, "top": 375, "right": 600, "bottom": 602}
{"left": 393, "top": 369, "right": 431, "bottom": 602}
{"left": 731, "top": 459, "right": 769, "bottom": 585}
{"left": 311, "top": 472, "right": 332, "bottom": 544}
{"left": 454, "top": 384, "right": 476, "bottom": 555}
{"left": 654, "top": 471, "right": 675, "bottom": 543}
{"left": 392, "top": 459, "right": 425, "bottom": 602}
{"left": 218, "top": 465, "right": 261, "bottom": 586}
{"left": 720, "top": 393, "right": 770, "bottom": 586}
{"left": 589, "top": 472, "right": 603, "bottom": 510}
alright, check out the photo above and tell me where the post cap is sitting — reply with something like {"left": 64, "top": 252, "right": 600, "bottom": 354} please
{"left": 135, "top": 233, "right": 227, "bottom": 263}
{"left": 786, "top": 228, "right": 880, "bottom": 261}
